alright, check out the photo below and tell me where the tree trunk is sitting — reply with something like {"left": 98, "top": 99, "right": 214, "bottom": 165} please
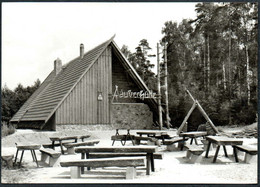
{"left": 222, "top": 61, "right": 227, "bottom": 90}
{"left": 204, "top": 37, "right": 207, "bottom": 91}
{"left": 246, "top": 45, "right": 250, "bottom": 105}
{"left": 228, "top": 25, "right": 232, "bottom": 98}
{"left": 207, "top": 34, "right": 210, "bottom": 92}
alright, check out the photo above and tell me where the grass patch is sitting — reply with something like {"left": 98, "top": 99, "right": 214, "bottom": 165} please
{"left": 1, "top": 166, "right": 32, "bottom": 183}
{"left": 1, "top": 122, "right": 16, "bottom": 137}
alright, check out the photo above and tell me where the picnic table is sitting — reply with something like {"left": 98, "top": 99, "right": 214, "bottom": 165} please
{"left": 111, "top": 129, "right": 135, "bottom": 146}
{"left": 49, "top": 135, "right": 90, "bottom": 154}
{"left": 179, "top": 131, "right": 207, "bottom": 150}
{"left": 205, "top": 135, "right": 243, "bottom": 163}
{"left": 75, "top": 145, "right": 158, "bottom": 175}
{"left": 14, "top": 143, "right": 41, "bottom": 167}
{"left": 136, "top": 130, "right": 170, "bottom": 144}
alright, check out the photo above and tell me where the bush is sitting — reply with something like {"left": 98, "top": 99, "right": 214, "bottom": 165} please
{"left": 1, "top": 122, "right": 16, "bottom": 137}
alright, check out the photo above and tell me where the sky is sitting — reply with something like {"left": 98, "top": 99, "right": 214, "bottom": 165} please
{"left": 2, "top": 2, "right": 197, "bottom": 90}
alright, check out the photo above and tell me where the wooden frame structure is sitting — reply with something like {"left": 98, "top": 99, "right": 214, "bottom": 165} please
{"left": 177, "top": 90, "right": 219, "bottom": 135}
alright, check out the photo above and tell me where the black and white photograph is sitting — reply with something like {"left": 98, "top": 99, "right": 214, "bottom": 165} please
{"left": 1, "top": 1, "right": 258, "bottom": 184}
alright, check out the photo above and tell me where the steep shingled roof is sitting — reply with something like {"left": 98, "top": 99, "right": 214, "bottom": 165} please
{"left": 10, "top": 36, "right": 115, "bottom": 123}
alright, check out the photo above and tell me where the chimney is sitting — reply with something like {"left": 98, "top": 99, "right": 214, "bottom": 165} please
{"left": 54, "top": 58, "right": 62, "bottom": 75}
{"left": 80, "top": 43, "right": 84, "bottom": 59}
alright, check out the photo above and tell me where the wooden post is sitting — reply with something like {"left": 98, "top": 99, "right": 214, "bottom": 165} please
{"left": 157, "top": 43, "right": 163, "bottom": 130}
{"left": 164, "top": 43, "right": 170, "bottom": 129}
{"left": 186, "top": 90, "right": 219, "bottom": 134}
{"left": 177, "top": 102, "right": 197, "bottom": 135}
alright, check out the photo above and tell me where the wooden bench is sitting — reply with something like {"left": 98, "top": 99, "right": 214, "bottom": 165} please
{"left": 60, "top": 157, "right": 145, "bottom": 179}
{"left": 184, "top": 145, "right": 204, "bottom": 163}
{"left": 63, "top": 140, "right": 100, "bottom": 154}
{"left": 1, "top": 154, "right": 14, "bottom": 168}
{"left": 40, "top": 148, "right": 61, "bottom": 167}
{"left": 77, "top": 135, "right": 91, "bottom": 142}
{"left": 233, "top": 145, "right": 258, "bottom": 163}
{"left": 163, "top": 137, "right": 189, "bottom": 151}
{"left": 134, "top": 136, "right": 161, "bottom": 146}
{"left": 87, "top": 152, "right": 163, "bottom": 160}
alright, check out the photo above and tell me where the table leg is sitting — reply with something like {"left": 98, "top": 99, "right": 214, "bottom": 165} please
{"left": 151, "top": 153, "right": 155, "bottom": 172}
{"left": 86, "top": 153, "right": 90, "bottom": 171}
{"left": 121, "top": 138, "right": 125, "bottom": 146}
{"left": 223, "top": 145, "right": 228, "bottom": 157}
{"left": 52, "top": 141, "right": 55, "bottom": 150}
{"left": 194, "top": 138, "right": 198, "bottom": 145}
{"left": 19, "top": 150, "right": 25, "bottom": 167}
{"left": 213, "top": 145, "right": 220, "bottom": 163}
{"left": 146, "top": 154, "right": 151, "bottom": 175}
{"left": 181, "top": 137, "right": 185, "bottom": 151}
{"left": 30, "top": 150, "right": 35, "bottom": 161}
{"left": 59, "top": 140, "right": 64, "bottom": 154}
{"left": 112, "top": 139, "right": 116, "bottom": 146}
{"left": 190, "top": 138, "right": 193, "bottom": 145}
{"left": 233, "top": 146, "right": 239, "bottom": 162}
{"left": 130, "top": 135, "right": 135, "bottom": 146}
{"left": 32, "top": 150, "right": 39, "bottom": 167}
{"left": 161, "top": 136, "right": 165, "bottom": 144}
{"left": 14, "top": 149, "right": 19, "bottom": 163}
{"left": 81, "top": 153, "right": 85, "bottom": 174}
{"left": 205, "top": 142, "right": 212, "bottom": 158}
{"left": 122, "top": 135, "right": 127, "bottom": 146}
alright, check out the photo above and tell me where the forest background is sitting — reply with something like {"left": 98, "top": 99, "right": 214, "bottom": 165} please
{"left": 1, "top": 2, "right": 258, "bottom": 128}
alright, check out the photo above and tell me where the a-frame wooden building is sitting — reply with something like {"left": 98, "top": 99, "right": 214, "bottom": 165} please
{"left": 10, "top": 36, "right": 161, "bottom": 130}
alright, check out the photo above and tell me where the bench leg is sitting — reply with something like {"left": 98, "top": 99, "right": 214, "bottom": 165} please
{"left": 2, "top": 156, "right": 14, "bottom": 168}
{"left": 71, "top": 166, "right": 81, "bottom": 179}
{"left": 67, "top": 147, "right": 75, "bottom": 155}
{"left": 49, "top": 157, "right": 60, "bottom": 167}
{"left": 244, "top": 153, "right": 257, "bottom": 164}
{"left": 186, "top": 150, "right": 192, "bottom": 159}
{"left": 41, "top": 153, "right": 48, "bottom": 162}
{"left": 126, "top": 167, "right": 136, "bottom": 179}
{"left": 135, "top": 140, "right": 141, "bottom": 145}
{"left": 6, "top": 158, "right": 14, "bottom": 168}
{"left": 167, "top": 144, "right": 177, "bottom": 151}
{"left": 190, "top": 154, "right": 202, "bottom": 164}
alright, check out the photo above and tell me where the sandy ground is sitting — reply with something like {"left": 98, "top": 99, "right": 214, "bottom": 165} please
{"left": 1, "top": 127, "right": 258, "bottom": 184}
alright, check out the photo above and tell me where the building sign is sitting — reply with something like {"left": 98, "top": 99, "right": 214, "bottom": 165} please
{"left": 112, "top": 85, "right": 157, "bottom": 101}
